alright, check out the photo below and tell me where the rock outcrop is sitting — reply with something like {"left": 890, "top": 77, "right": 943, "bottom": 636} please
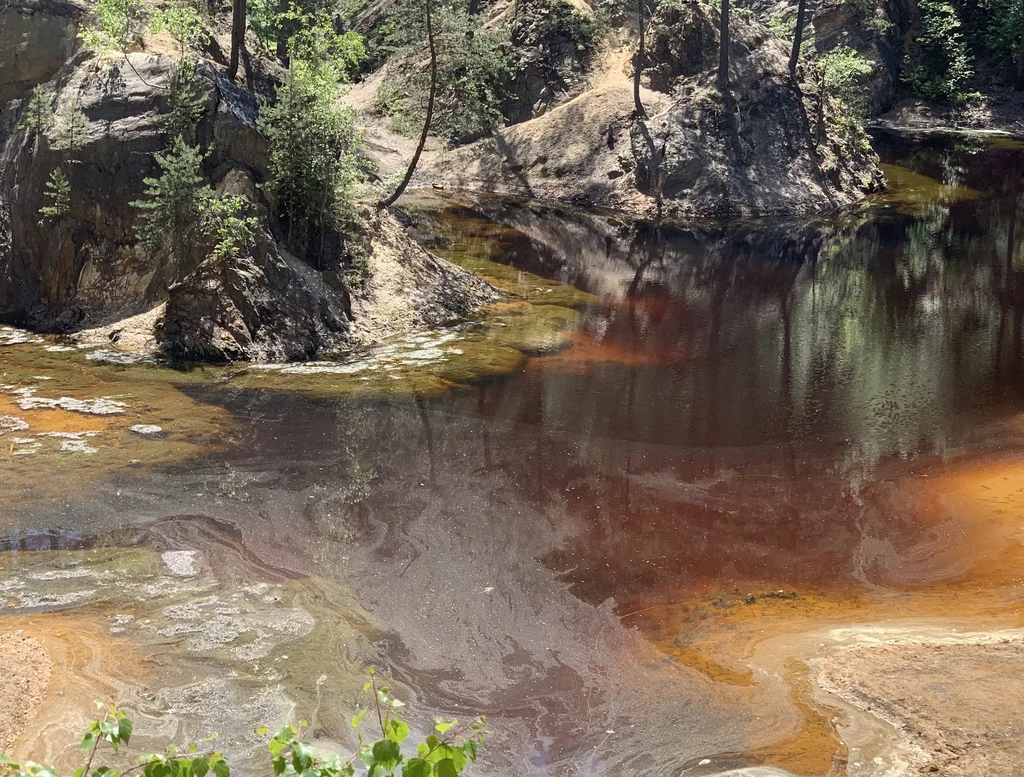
{"left": 0, "top": 3, "right": 498, "bottom": 361}
{"left": 735, "top": 0, "right": 911, "bottom": 116}
{"left": 424, "top": 1, "right": 883, "bottom": 219}
{"left": 0, "top": 51, "right": 267, "bottom": 330}
{"left": 501, "top": 0, "right": 598, "bottom": 124}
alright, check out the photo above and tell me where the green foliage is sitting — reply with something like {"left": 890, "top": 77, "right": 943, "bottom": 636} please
{"left": 375, "top": 2, "right": 512, "bottom": 145}
{"left": 819, "top": 46, "right": 875, "bottom": 112}
{"left": 523, "top": 0, "right": 600, "bottom": 59}
{"left": 78, "top": 0, "right": 145, "bottom": 53}
{"left": 258, "top": 29, "right": 364, "bottom": 264}
{"left": 284, "top": 8, "right": 368, "bottom": 83}
{"left": 208, "top": 196, "right": 258, "bottom": 261}
{"left": 766, "top": 8, "right": 813, "bottom": 57}
{"left": 149, "top": 1, "right": 209, "bottom": 57}
{"left": 21, "top": 86, "right": 53, "bottom": 134}
{"left": 0, "top": 703, "right": 230, "bottom": 777}
{"left": 1, "top": 676, "right": 485, "bottom": 777}
{"left": 902, "top": 0, "right": 972, "bottom": 100}
{"left": 843, "top": 0, "right": 893, "bottom": 34}
{"left": 38, "top": 168, "right": 71, "bottom": 225}
{"left": 246, "top": 0, "right": 362, "bottom": 66}
{"left": 133, "top": 136, "right": 211, "bottom": 265}
{"left": 817, "top": 46, "right": 874, "bottom": 145}
{"left": 959, "top": 0, "right": 1021, "bottom": 78}
{"left": 51, "top": 99, "right": 89, "bottom": 157}
{"left": 165, "top": 59, "right": 208, "bottom": 142}
{"left": 373, "top": 80, "right": 422, "bottom": 136}
{"left": 132, "top": 137, "right": 258, "bottom": 268}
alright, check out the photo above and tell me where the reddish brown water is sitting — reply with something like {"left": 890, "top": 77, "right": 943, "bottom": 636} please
{"left": 4, "top": 133, "right": 1024, "bottom": 776}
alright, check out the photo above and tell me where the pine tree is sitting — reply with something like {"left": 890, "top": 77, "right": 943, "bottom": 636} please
{"left": 164, "top": 59, "right": 208, "bottom": 142}
{"left": 132, "top": 136, "right": 212, "bottom": 268}
{"left": 38, "top": 168, "right": 71, "bottom": 225}
{"left": 21, "top": 86, "right": 53, "bottom": 134}
{"left": 52, "top": 100, "right": 89, "bottom": 157}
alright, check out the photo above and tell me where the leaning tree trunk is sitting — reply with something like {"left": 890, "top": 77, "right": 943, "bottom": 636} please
{"left": 718, "top": 0, "right": 730, "bottom": 90}
{"left": 634, "top": 0, "right": 646, "bottom": 118}
{"left": 789, "top": 0, "right": 807, "bottom": 76}
{"left": 1017, "top": 0, "right": 1024, "bottom": 90}
{"left": 378, "top": 0, "right": 437, "bottom": 208}
{"left": 228, "top": 0, "right": 246, "bottom": 79}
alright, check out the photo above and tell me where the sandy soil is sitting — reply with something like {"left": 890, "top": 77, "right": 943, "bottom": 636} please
{"left": 0, "top": 631, "right": 52, "bottom": 755}
{"left": 72, "top": 304, "right": 164, "bottom": 353}
{"left": 817, "top": 633, "right": 1024, "bottom": 776}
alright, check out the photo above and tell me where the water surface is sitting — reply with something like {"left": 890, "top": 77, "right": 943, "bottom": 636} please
{"left": 4, "top": 133, "right": 1024, "bottom": 776}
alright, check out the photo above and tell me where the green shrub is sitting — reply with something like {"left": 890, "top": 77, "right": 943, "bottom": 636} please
{"left": 79, "top": 0, "right": 145, "bottom": 53}
{"left": 38, "top": 168, "right": 71, "bottom": 225}
{"left": 164, "top": 59, "right": 208, "bottom": 142}
{"left": 0, "top": 675, "right": 485, "bottom": 777}
{"left": 902, "top": 0, "right": 973, "bottom": 100}
{"left": 843, "top": 0, "right": 893, "bottom": 34}
{"left": 375, "top": 1, "right": 512, "bottom": 145}
{"left": 132, "top": 138, "right": 257, "bottom": 269}
{"left": 51, "top": 100, "right": 88, "bottom": 157}
{"left": 133, "top": 136, "right": 213, "bottom": 266}
{"left": 816, "top": 46, "right": 874, "bottom": 144}
{"left": 149, "top": 1, "right": 209, "bottom": 57}
{"left": 21, "top": 87, "right": 53, "bottom": 134}
{"left": 258, "top": 29, "right": 365, "bottom": 265}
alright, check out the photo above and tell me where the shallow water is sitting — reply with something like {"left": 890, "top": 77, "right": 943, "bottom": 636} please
{"left": 4, "top": 133, "right": 1024, "bottom": 776}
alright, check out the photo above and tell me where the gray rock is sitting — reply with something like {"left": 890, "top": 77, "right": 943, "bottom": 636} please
{"left": 734, "top": 0, "right": 910, "bottom": 115}
{"left": 157, "top": 222, "right": 353, "bottom": 362}
{"left": 630, "top": 2, "right": 883, "bottom": 217}
{"left": 428, "top": 1, "right": 883, "bottom": 219}
{"left": 0, "top": 0, "right": 87, "bottom": 108}
{"left": 0, "top": 51, "right": 272, "bottom": 330}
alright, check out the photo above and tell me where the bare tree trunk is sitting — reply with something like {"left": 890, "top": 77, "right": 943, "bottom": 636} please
{"left": 634, "top": 0, "right": 646, "bottom": 118}
{"left": 1017, "top": 0, "right": 1024, "bottom": 90}
{"left": 816, "top": 83, "right": 826, "bottom": 146}
{"left": 275, "top": 0, "right": 289, "bottom": 65}
{"left": 228, "top": 0, "right": 246, "bottom": 79}
{"left": 718, "top": 0, "right": 730, "bottom": 90}
{"left": 378, "top": 0, "right": 437, "bottom": 208}
{"left": 789, "top": 0, "right": 807, "bottom": 76}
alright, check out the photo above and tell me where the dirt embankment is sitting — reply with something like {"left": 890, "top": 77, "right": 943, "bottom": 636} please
{"left": 0, "top": 631, "right": 52, "bottom": 755}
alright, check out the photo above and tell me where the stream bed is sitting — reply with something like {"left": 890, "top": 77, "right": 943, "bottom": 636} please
{"left": 3, "top": 133, "right": 1024, "bottom": 777}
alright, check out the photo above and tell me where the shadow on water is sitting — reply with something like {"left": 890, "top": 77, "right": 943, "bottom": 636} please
{"left": 6, "top": 135, "right": 1024, "bottom": 776}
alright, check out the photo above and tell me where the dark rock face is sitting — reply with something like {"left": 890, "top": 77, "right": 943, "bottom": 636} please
{"left": 158, "top": 231, "right": 352, "bottom": 362}
{"left": 0, "top": 51, "right": 270, "bottom": 330}
{"left": 0, "top": 0, "right": 87, "bottom": 107}
{"left": 643, "top": 3, "right": 719, "bottom": 92}
{"left": 0, "top": 8, "right": 498, "bottom": 361}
